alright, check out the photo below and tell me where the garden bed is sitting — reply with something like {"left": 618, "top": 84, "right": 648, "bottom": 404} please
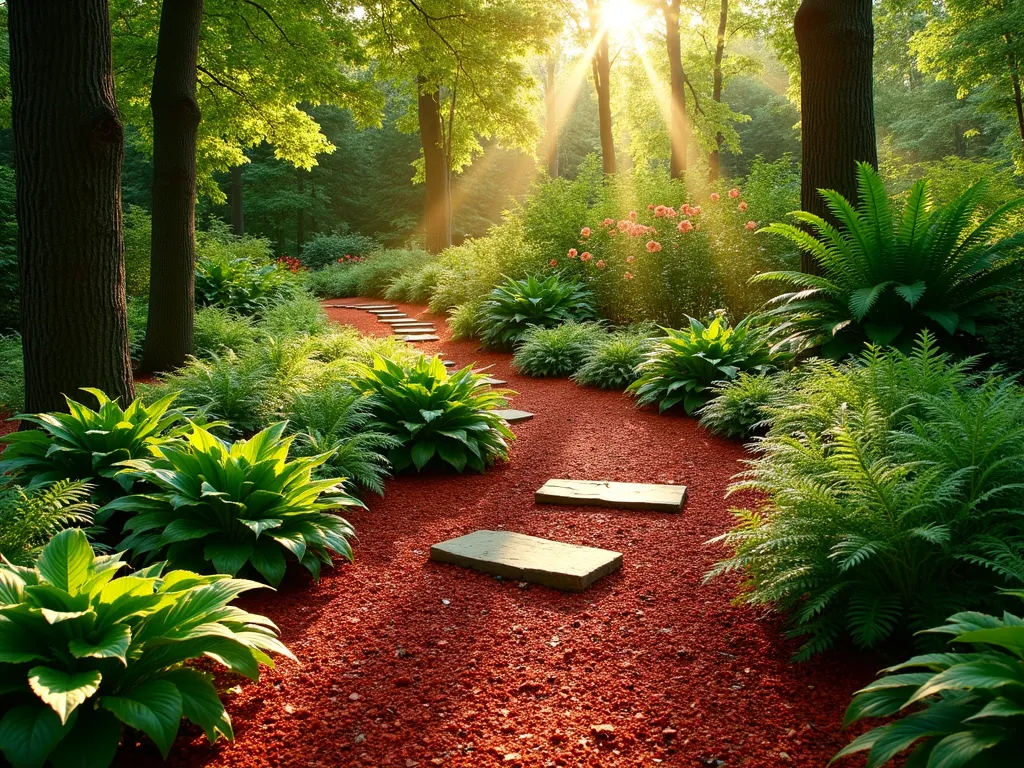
{"left": 119, "top": 300, "right": 878, "bottom": 768}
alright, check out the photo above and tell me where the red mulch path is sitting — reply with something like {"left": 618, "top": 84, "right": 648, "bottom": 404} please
{"left": 120, "top": 299, "right": 880, "bottom": 768}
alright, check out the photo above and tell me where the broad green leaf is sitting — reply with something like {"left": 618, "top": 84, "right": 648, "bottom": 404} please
{"left": 36, "top": 530, "right": 94, "bottom": 596}
{"left": 27, "top": 667, "right": 102, "bottom": 725}
{"left": 100, "top": 679, "right": 183, "bottom": 758}
{"left": 163, "top": 668, "right": 233, "bottom": 743}
{"left": 47, "top": 699, "right": 122, "bottom": 768}
{"left": 0, "top": 704, "right": 72, "bottom": 768}
{"left": 68, "top": 624, "right": 132, "bottom": 665}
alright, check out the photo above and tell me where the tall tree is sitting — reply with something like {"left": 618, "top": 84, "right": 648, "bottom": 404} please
{"left": 664, "top": 0, "right": 690, "bottom": 178}
{"left": 141, "top": 0, "right": 203, "bottom": 373}
{"left": 587, "top": 0, "right": 616, "bottom": 174}
{"left": 708, "top": 0, "right": 729, "bottom": 180}
{"left": 544, "top": 56, "right": 560, "bottom": 178}
{"left": 417, "top": 77, "right": 451, "bottom": 252}
{"left": 794, "top": 0, "right": 877, "bottom": 272}
{"left": 9, "top": 0, "right": 134, "bottom": 412}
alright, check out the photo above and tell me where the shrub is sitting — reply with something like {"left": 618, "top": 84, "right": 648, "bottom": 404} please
{"left": 258, "top": 294, "right": 329, "bottom": 339}
{"left": 305, "top": 249, "right": 427, "bottom": 300}
{"left": 835, "top": 596, "right": 1024, "bottom": 767}
{"left": 193, "top": 306, "right": 260, "bottom": 357}
{"left": 983, "top": 279, "right": 1024, "bottom": 373}
{"left": 0, "top": 480, "right": 95, "bottom": 566}
{"left": 300, "top": 231, "right": 380, "bottom": 270}
{"left": 512, "top": 322, "right": 606, "bottom": 378}
{"left": 126, "top": 298, "right": 149, "bottom": 361}
{"left": 99, "top": 423, "right": 359, "bottom": 584}
{"left": 757, "top": 162, "right": 1024, "bottom": 357}
{"left": 698, "top": 372, "right": 785, "bottom": 439}
{"left": 386, "top": 260, "right": 443, "bottom": 304}
{"left": 286, "top": 384, "right": 399, "bottom": 495}
{"left": 0, "top": 529, "right": 291, "bottom": 766}
{"left": 708, "top": 335, "right": 1024, "bottom": 659}
{"left": 448, "top": 299, "right": 484, "bottom": 341}
{"left": 0, "top": 389, "right": 189, "bottom": 501}
{"left": 628, "top": 314, "right": 782, "bottom": 414}
{"left": 305, "top": 261, "right": 362, "bottom": 299}
{"left": 195, "top": 255, "right": 300, "bottom": 315}
{"left": 123, "top": 204, "right": 152, "bottom": 298}
{"left": 572, "top": 327, "right": 656, "bottom": 390}
{"left": 0, "top": 334, "right": 23, "bottom": 413}
{"left": 478, "top": 274, "right": 597, "bottom": 350}
{"left": 348, "top": 356, "right": 515, "bottom": 473}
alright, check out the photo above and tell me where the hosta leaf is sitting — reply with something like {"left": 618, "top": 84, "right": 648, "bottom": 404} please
{"left": 100, "top": 679, "right": 183, "bottom": 758}
{"left": 163, "top": 668, "right": 233, "bottom": 743}
{"left": 203, "top": 541, "right": 254, "bottom": 576}
{"left": 436, "top": 441, "right": 468, "bottom": 472}
{"left": 411, "top": 441, "right": 436, "bottom": 470}
{"left": 46, "top": 706, "right": 121, "bottom": 768}
{"left": 159, "top": 519, "right": 220, "bottom": 546}
{"left": 0, "top": 704, "right": 71, "bottom": 767}
{"left": 68, "top": 623, "right": 131, "bottom": 665}
{"left": 927, "top": 728, "right": 1006, "bottom": 767}
{"left": 249, "top": 542, "right": 287, "bottom": 587}
{"left": 28, "top": 667, "right": 102, "bottom": 724}
{"left": 36, "top": 530, "right": 93, "bottom": 596}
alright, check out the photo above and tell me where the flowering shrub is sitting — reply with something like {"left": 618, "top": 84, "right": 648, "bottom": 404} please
{"left": 299, "top": 232, "right": 380, "bottom": 270}
{"left": 276, "top": 255, "right": 307, "bottom": 273}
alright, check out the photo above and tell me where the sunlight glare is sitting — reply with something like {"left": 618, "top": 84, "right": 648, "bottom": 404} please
{"left": 602, "top": 0, "right": 643, "bottom": 28}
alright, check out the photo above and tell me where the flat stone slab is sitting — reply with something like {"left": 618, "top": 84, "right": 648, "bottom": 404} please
{"left": 367, "top": 308, "right": 401, "bottom": 315}
{"left": 535, "top": 479, "right": 686, "bottom": 513}
{"left": 402, "top": 334, "right": 441, "bottom": 342}
{"left": 480, "top": 377, "right": 507, "bottom": 386}
{"left": 492, "top": 409, "right": 534, "bottom": 424}
{"left": 430, "top": 530, "right": 622, "bottom": 592}
{"left": 357, "top": 305, "right": 396, "bottom": 310}
{"left": 442, "top": 360, "right": 455, "bottom": 367}
{"left": 325, "top": 303, "right": 361, "bottom": 309}
{"left": 376, "top": 314, "right": 408, "bottom": 321}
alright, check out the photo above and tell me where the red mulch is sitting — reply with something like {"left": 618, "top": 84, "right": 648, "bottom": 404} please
{"left": 120, "top": 299, "right": 880, "bottom": 768}
{"left": 0, "top": 411, "right": 17, "bottom": 436}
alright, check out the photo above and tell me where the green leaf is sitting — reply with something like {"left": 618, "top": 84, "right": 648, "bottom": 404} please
{"left": 163, "top": 668, "right": 233, "bottom": 743}
{"left": 204, "top": 541, "right": 254, "bottom": 576}
{"left": 46, "top": 708, "right": 122, "bottom": 768}
{"left": 0, "top": 705, "right": 71, "bottom": 768}
{"left": 927, "top": 728, "right": 1005, "bottom": 767}
{"left": 27, "top": 667, "right": 102, "bottom": 725}
{"left": 68, "top": 624, "right": 132, "bottom": 665}
{"left": 410, "top": 441, "right": 436, "bottom": 470}
{"left": 100, "top": 679, "right": 183, "bottom": 758}
{"left": 249, "top": 542, "right": 287, "bottom": 587}
{"left": 36, "top": 529, "right": 94, "bottom": 596}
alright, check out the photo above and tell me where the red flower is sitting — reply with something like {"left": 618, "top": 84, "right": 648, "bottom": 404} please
{"left": 729, "top": 188, "right": 741, "bottom": 199}
{"left": 580, "top": 251, "right": 594, "bottom": 262}
{"left": 739, "top": 201, "right": 748, "bottom": 212}
{"left": 745, "top": 220, "right": 758, "bottom": 231}
{"left": 581, "top": 227, "right": 591, "bottom": 238}
{"left": 550, "top": 259, "right": 558, "bottom": 267}
{"left": 623, "top": 271, "right": 634, "bottom": 280}
{"left": 677, "top": 220, "right": 694, "bottom": 233}
{"left": 646, "top": 240, "right": 662, "bottom": 253}
{"left": 568, "top": 248, "right": 578, "bottom": 258}
{"left": 596, "top": 259, "right": 606, "bottom": 268}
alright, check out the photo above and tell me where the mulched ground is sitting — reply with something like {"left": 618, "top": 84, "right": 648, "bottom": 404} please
{"left": 120, "top": 299, "right": 881, "bottom": 768}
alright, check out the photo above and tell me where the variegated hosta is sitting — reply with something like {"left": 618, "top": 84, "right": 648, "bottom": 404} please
{"left": 0, "top": 389, "right": 192, "bottom": 500}
{"left": 98, "top": 423, "right": 359, "bottom": 586}
{"left": 347, "top": 356, "right": 515, "bottom": 473}
{"left": 0, "top": 529, "right": 292, "bottom": 767}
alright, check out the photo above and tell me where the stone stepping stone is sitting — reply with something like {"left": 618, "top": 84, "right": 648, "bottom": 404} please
{"left": 430, "top": 530, "right": 622, "bottom": 592}
{"left": 367, "top": 308, "right": 400, "bottom": 315}
{"left": 357, "top": 304, "right": 396, "bottom": 310}
{"left": 403, "top": 334, "right": 441, "bottom": 342}
{"left": 384, "top": 318, "right": 427, "bottom": 325}
{"left": 492, "top": 409, "right": 533, "bottom": 424}
{"left": 442, "top": 360, "right": 456, "bottom": 367}
{"left": 391, "top": 324, "right": 436, "bottom": 331}
{"left": 325, "top": 303, "right": 361, "bottom": 309}
{"left": 535, "top": 480, "right": 687, "bottom": 513}
{"left": 480, "top": 377, "right": 506, "bottom": 386}
{"left": 376, "top": 314, "right": 408, "bottom": 321}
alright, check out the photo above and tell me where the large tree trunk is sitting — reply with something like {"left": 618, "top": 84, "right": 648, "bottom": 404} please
{"left": 9, "top": 0, "right": 134, "bottom": 412}
{"left": 142, "top": 0, "right": 203, "bottom": 372}
{"left": 665, "top": 0, "right": 689, "bottom": 178}
{"left": 418, "top": 76, "right": 451, "bottom": 254}
{"left": 1005, "top": 37, "right": 1024, "bottom": 160}
{"left": 708, "top": 0, "right": 728, "bottom": 181}
{"left": 587, "top": 0, "right": 616, "bottom": 175}
{"left": 795, "top": 0, "right": 877, "bottom": 274}
{"left": 230, "top": 164, "right": 245, "bottom": 236}
{"left": 544, "top": 57, "right": 559, "bottom": 178}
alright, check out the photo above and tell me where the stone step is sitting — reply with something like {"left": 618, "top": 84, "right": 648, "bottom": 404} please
{"left": 442, "top": 360, "right": 456, "bottom": 367}
{"left": 492, "top": 409, "right": 533, "bottom": 424}
{"left": 480, "top": 377, "right": 507, "bottom": 386}
{"left": 535, "top": 479, "right": 687, "bottom": 513}
{"left": 325, "top": 303, "right": 361, "bottom": 309}
{"left": 356, "top": 305, "right": 396, "bottom": 310}
{"left": 430, "top": 530, "right": 622, "bottom": 592}
{"left": 384, "top": 319, "right": 428, "bottom": 325}
{"left": 376, "top": 315, "right": 409, "bottom": 321}
{"left": 402, "top": 334, "right": 441, "bottom": 342}
{"left": 367, "top": 308, "right": 401, "bottom": 315}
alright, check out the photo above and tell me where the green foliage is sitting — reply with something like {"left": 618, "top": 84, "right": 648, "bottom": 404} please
{"left": 698, "top": 372, "right": 784, "bottom": 439}
{"left": 99, "top": 423, "right": 358, "bottom": 585}
{"left": 512, "top": 322, "right": 605, "bottom": 378}
{"left": 125, "top": 298, "right": 149, "bottom": 362}
{"left": 758, "top": 163, "right": 1024, "bottom": 357}
{"left": 304, "top": 261, "right": 362, "bottom": 299}
{"left": 0, "top": 166, "right": 18, "bottom": 332}
{"left": 984, "top": 280, "right": 1024, "bottom": 372}
{"left": 0, "top": 480, "right": 95, "bottom": 567}
{"left": 193, "top": 307, "right": 260, "bottom": 357}
{"left": 385, "top": 260, "right": 444, "bottom": 304}
{"left": 0, "top": 334, "right": 23, "bottom": 413}
{"left": 835, "top": 594, "right": 1024, "bottom": 767}
{"left": 122, "top": 205, "right": 151, "bottom": 298}
{"left": 572, "top": 327, "right": 656, "bottom": 390}
{"left": 0, "top": 529, "right": 291, "bottom": 766}
{"left": 0, "top": 389, "right": 190, "bottom": 501}
{"left": 447, "top": 299, "right": 484, "bottom": 341}
{"left": 300, "top": 232, "right": 381, "bottom": 270}
{"left": 285, "top": 384, "right": 399, "bottom": 496}
{"left": 709, "top": 335, "right": 1024, "bottom": 659}
{"left": 348, "top": 356, "right": 515, "bottom": 473}
{"left": 478, "top": 274, "right": 597, "bottom": 350}
{"left": 258, "top": 295, "right": 330, "bottom": 339}
{"left": 628, "top": 315, "right": 781, "bottom": 414}
{"left": 305, "top": 249, "right": 428, "bottom": 299}
{"left": 195, "top": 254, "right": 299, "bottom": 316}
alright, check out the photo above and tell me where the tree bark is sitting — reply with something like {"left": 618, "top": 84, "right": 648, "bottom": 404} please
{"left": 418, "top": 75, "right": 451, "bottom": 254}
{"left": 544, "top": 57, "right": 559, "bottom": 177}
{"left": 9, "top": 0, "right": 134, "bottom": 412}
{"left": 230, "top": 164, "right": 245, "bottom": 236}
{"left": 142, "top": 0, "right": 203, "bottom": 372}
{"left": 1004, "top": 36, "right": 1024, "bottom": 160}
{"left": 587, "top": 0, "right": 616, "bottom": 175}
{"left": 795, "top": 0, "right": 877, "bottom": 274}
{"left": 708, "top": 0, "right": 728, "bottom": 181}
{"left": 664, "top": 0, "right": 689, "bottom": 178}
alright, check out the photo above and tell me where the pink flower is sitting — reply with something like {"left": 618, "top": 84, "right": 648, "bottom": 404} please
{"left": 618, "top": 220, "right": 630, "bottom": 231}
{"left": 710, "top": 193, "right": 721, "bottom": 203}
{"left": 745, "top": 220, "right": 758, "bottom": 231}
{"left": 646, "top": 240, "right": 662, "bottom": 253}
{"left": 648, "top": 203, "right": 656, "bottom": 210}
{"left": 629, "top": 210, "right": 638, "bottom": 221}
{"left": 581, "top": 227, "right": 591, "bottom": 238}
{"left": 739, "top": 201, "right": 748, "bottom": 212}
{"left": 681, "top": 204, "right": 692, "bottom": 215}
{"left": 623, "top": 271, "right": 634, "bottom": 280}
{"left": 677, "top": 220, "right": 694, "bottom": 233}
{"left": 626, "top": 255, "right": 636, "bottom": 264}
{"left": 729, "top": 188, "right": 740, "bottom": 199}
{"left": 581, "top": 251, "right": 594, "bottom": 262}
{"left": 654, "top": 205, "right": 668, "bottom": 218}
{"left": 602, "top": 218, "right": 615, "bottom": 227}
{"left": 692, "top": 206, "right": 702, "bottom": 216}
{"left": 568, "top": 248, "right": 578, "bottom": 257}
{"left": 666, "top": 207, "right": 678, "bottom": 218}
{"left": 550, "top": 259, "right": 558, "bottom": 266}
{"left": 609, "top": 230, "right": 617, "bottom": 237}
{"left": 596, "top": 259, "right": 606, "bottom": 268}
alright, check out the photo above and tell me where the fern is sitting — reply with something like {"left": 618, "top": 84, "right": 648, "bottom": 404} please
{"left": 0, "top": 479, "right": 96, "bottom": 566}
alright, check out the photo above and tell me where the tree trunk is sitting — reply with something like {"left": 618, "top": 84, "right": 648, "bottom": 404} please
{"left": 297, "top": 171, "right": 305, "bottom": 255}
{"left": 795, "top": 0, "right": 877, "bottom": 274}
{"left": 418, "top": 75, "right": 451, "bottom": 254}
{"left": 587, "top": 0, "right": 616, "bottom": 175}
{"left": 708, "top": 0, "right": 728, "bottom": 181}
{"left": 142, "top": 0, "right": 203, "bottom": 373}
{"left": 1005, "top": 38, "right": 1024, "bottom": 160}
{"left": 9, "top": 0, "right": 134, "bottom": 412}
{"left": 664, "top": 0, "right": 689, "bottom": 178}
{"left": 544, "top": 57, "right": 559, "bottom": 178}
{"left": 230, "top": 164, "right": 245, "bottom": 236}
